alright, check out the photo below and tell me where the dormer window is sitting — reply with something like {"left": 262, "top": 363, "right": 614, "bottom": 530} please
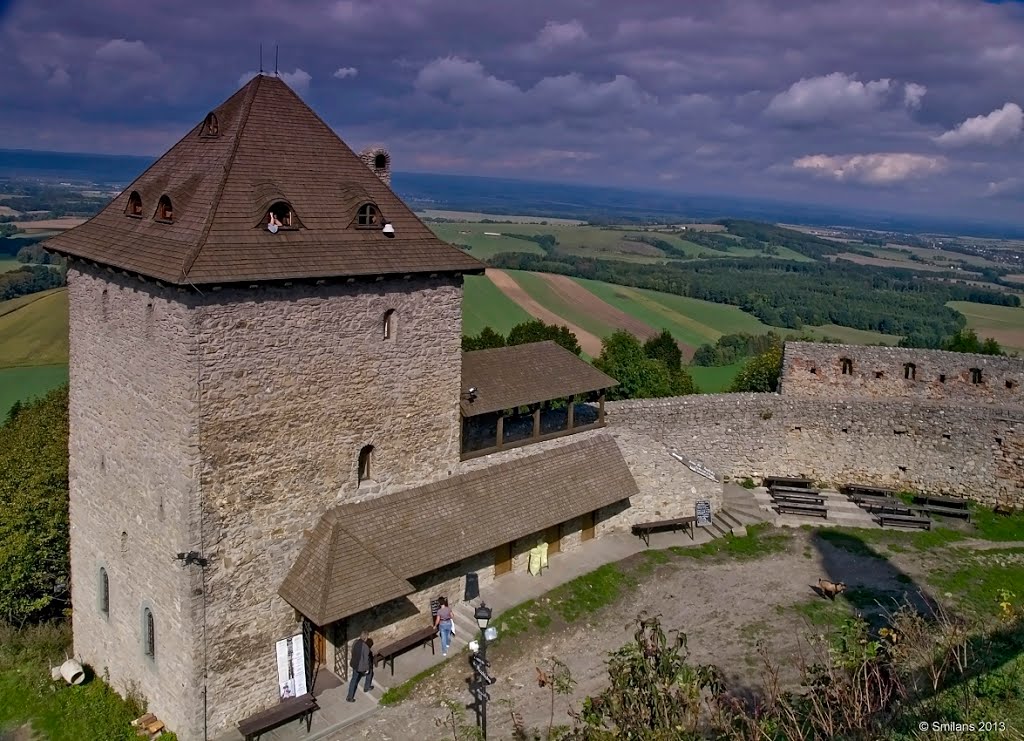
{"left": 156, "top": 195, "right": 173, "bottom": 223}
{"left": 126, "top": 191, "right": 143, "bottom": 218}
{"left": 266, "top": 201, "right": 294, "bottom": 230}
{"left": 357, "top": 203, "right": 381, "bottom": 228}
{"left": 201, "top": 112, "right": 220, "bottom": 137}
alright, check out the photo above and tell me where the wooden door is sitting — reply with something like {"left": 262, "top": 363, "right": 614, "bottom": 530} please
{"left": 313, "top": 625, "right": 326, "bottom": 667}
{"left": 494, "top": 542, "right": 513, "bottom": 576}
{"left": 581, "top": 511, "right": 596, "bottom": 542}
{"left": 545, "top": 524, "right": 561, "bottom": 554}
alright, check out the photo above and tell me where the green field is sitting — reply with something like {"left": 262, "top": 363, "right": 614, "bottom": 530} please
{"left": 461, "top": 274, "right": 532, "bottom": 336}
{"left": 687, "top": 362, "right": 744, "bottom": 393}
{"left": 0, "top": 365, "right": 68, "bottom": 417}
{"left": 0, "top": 258, "right": 22, "bottom": 274}
{"left": 0, "top": 289, "right": 69, "bottom": 368}
{"left": 798, "top": 323, "right": 902, "bottom": 345}
{"left": 505, "top": 270, "right": 619, "bottom": 339}
{"left": 948, "top": 300, "right": 1024, "bottom": 351}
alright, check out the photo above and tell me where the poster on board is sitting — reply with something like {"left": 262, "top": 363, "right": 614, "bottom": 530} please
{"left": 275, "top": 634, "right": 308, "bottom": 698}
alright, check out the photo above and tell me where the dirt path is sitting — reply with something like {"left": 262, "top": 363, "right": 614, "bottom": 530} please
{"left": 538, "top": 273, "right": 695, "bottom": 360}
{"left": 486, "top": 269, "right": 605, "bottom": 356}
{"left": 341, "top": 530, "right": 925, "bottom": 740}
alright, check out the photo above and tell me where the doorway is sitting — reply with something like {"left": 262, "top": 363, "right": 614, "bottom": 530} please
{"left": 494, "top": 542, "right": 513, "bottom": 576}
{"left": 545, "top": 524, "right": 561, "bottom": 554}
{"left": 581, "top": 511, "right": 596, "bottom": 541}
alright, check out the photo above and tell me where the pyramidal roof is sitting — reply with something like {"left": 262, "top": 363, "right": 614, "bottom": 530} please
{"left": 45, "top": 74, "right": 485, "bottom": 285}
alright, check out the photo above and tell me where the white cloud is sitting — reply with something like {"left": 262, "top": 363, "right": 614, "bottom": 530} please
{"left": 535, "top": 20, "right": 588, "bottom": 49}
{"left": 333, "top": 66, "right": 358, "bottom": 79}
{"left": 934, "top": 103, "right": 1023, "bottom": 147}
{"left": 765, "top": 72, "right": 892, "bottom": 123}
{"left": 903, "top": 82, "right": 926, "bottom": 110}
{"left": 237, "top": 69, "right": 312, "bottom": 93}
{"left": 985, "top": 177, "right": 1024, "bottom": 198}
{"left": 94, "top": 39, "right": 160, "bottom": 66}
{"left": 792, "top": 153, "right": 947, "bottom": 184}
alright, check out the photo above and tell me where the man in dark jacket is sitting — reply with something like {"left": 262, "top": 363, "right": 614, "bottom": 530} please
{"left": 346, "top": 631, "right": 373, "bottom": 702}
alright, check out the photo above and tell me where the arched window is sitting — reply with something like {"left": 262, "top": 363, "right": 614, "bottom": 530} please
{"left": 143, "top": 608, "right": 155, "bottom": 658}
{"left": 201, "top": 112, "right": 220, "bottom": 137}
{"left": 156, "top": 195, "right": 173, "bottom": 223}
{"left": 374, "top": 153, "right": 388, "bottom": 170}
{"left": 126, "top": 191, "right": 143, "bottom": 218}
{"left": 266, "top": 201, "right": 293, "bottom": 229}
{"left": 356, "top": 203, "right": 380, "bottom": 228}
{"left": 358, "top": 445, "right": 373, "bottom": 484}
{"left": 840, "top": 358, "right": 853, "bottom": 375}
{"left": 383, "top": 310, "right": 395, "bottom": 340}
{"left": 970, "top": 368, "right": 983, "bottom": 384}
{"left": 99, "top": 568, "right": 109, "bottom": 616}
{"left": 904, "top": 363, "right": 916, "bottom": 380}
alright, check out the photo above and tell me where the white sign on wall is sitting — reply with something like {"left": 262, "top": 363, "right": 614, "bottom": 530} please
{"left": 669, "top": 450, "right": 718, "bottom": 482}
{"left": 275, "top": 634, "right": 308, "bottom": 699}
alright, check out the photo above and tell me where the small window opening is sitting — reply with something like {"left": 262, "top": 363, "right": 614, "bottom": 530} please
{"left": 840, "top": 358, "right": 853, "bottom": 375}
{"left": 875, "top": 371, "right": 884, "bottom": 379}
{"left": 143, "top": 608, "right": 155, "bottom": 658}
{"left": 358, "top": 445, "right": 373, "bottom": 484}
{"left": 1007, "top": 380, "right": 1015, "bottom": 390}
{"left": 126, "top": 191, "right": 143, "bottom": 218}
{"left": 156, "top": 195, "right": 173, "bottom": 223}
{"left": 809, "top": 367, "right": 817, "bottom": 375}
{"left": 357, "top": 203, "right": 381, "bottom": 227}
{"left": 942, "top": 432, "right": 951, "bottom": 439}
{"left": 904, "top": 363, "right": 916, "bottom": 380}
{"left": 939, "top": 374, "right": 946, "bottom": 383}
{"left": 374, "top": 153, "right": 388, "bottom": 170}
{"left": 99, "top": 568, "right": 109, "bottom": 616}
{"left": 970, "top": 368, "right": 983, "bottom": 384}
{"left": 202, "top": 112, "right": 219, "bottom": 137}
{"left": 266, "top": 201, "right": 293, "bottom": 229}
{"left": 383, "top": 309, "right": 395, "bottom": 340}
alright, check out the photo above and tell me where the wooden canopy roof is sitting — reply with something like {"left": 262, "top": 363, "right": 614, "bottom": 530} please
{"left": 44, "top": 74, "right": 484, "bottom": 285}
{"left": 278, "top": 435, "right": 637, "bottom": 626}
{"left": 461, "top": 341, "right": 618, "bottom": 417}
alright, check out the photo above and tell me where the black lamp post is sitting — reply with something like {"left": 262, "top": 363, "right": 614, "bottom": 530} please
{"left": 469, "top": 603, "right": 496, "bottom": 739}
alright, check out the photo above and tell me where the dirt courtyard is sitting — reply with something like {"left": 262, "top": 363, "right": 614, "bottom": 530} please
{"left": 342, "top": 528, "right": 942, "bottom": 740}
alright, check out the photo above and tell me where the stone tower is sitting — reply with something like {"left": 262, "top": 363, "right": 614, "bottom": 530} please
{"left": 46, "top": 74, "right": 484, "bottom": 739}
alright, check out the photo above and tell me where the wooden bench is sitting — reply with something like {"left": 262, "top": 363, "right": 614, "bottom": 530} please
{"left": 878, "top": 513, "right": 931, "bottom": 530}
{"left": 772, "top": 492, "right": 826, "bottom": 506}
{"left": 916, "top": 504, "right": 971, "bottom": 521}
{"left": 770, "top": 484, "right": 822, "bottom": 496}
{"left": 842, "top": 484, "right": 896, "bottom": 498}
{"left": 859, "top": 501, "right": 915, "bottom": 516}
{"left": 913, "top": 494, "right": 968, "bottom": 509}
{"left": 775, "top": 502, "right": 828, "bottom": 518}
{"left": 375, "top": 625, "right": 438, "bottom": 676}
{"left": 764, "top": 476, "right": 813, "bottom": 489}
{"left": 631, "top": 517, "right": 697, "bottom": 547}
{"left": 237, "top": 694, "right": 318, "bottom": 741}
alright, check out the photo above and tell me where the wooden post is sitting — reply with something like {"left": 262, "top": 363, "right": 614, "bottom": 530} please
{"left": 567, "top": 395, "right": 575, "bottom": 430}
{"left": 496, "top": 412, "right": 504, "bottom": 449}
{"left": 533, "top": 403, "right": 541, "bottom": 439}
{"left": 598, "top": 391, "right": 605, "bottom": 425}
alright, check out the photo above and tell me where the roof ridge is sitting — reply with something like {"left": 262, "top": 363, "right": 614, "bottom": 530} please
{"left": 179, "top": 75, "right": 262, "bottom": 282}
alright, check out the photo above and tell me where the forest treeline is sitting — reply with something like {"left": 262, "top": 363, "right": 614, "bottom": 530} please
{"left": 487, "top": 250, "right": 1016, "bottom": 347}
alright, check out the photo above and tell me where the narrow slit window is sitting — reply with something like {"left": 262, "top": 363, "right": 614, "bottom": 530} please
{"left": 383, "top": 310, "right": 395, "bottom": 340}
{"left": 358, "top": 445, "right": 373, "bottom": 484}
{"left": 143, "top": 608, "right": 155, "bottom": 658}
{"left": 156, "top": 195, "right": 173, "bottom": 223}
{"left": 99, "top": 568, "right": 109, "bottom": 616}
{"left": 840, "top": 358, "right": 853, "bottom": 375}
{"left": 904, "top": 363, "right": 916, "bottom": 380}
{"left": 970, "top": 368, "right": 983, "bottom": 384}
{"left": 357, "top": 203, "right": 380, "bottom": 227}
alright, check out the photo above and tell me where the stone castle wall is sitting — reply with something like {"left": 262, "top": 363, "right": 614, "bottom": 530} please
{"left": 607, "top": 393, "right": 1024, "bottom": 504}
{"left": 781, "top": 341, "right": 1024, "bottom": 402}
{"left": 66, "top": 266, "right": 203, "bottom": 738}
{"left": 194, "top": 277, "right": 463, "bottom": 734}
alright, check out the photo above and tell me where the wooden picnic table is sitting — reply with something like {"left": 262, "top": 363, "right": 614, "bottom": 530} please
{"left": 631, "top": 516, "right": 697, "bottom": 547}
{"left": 772, "top": 492, "right": 826, "bottom": 506}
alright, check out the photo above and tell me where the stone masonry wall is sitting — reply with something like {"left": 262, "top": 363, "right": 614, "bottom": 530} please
{"left": 66, "top": 266, "right": 203, "bottom": 738}
{"left": 608, "top": 394, "right": 1024, "bottom": 505}
{"left": 781, "top": 341, "right": 1024, "bottom": 403}
{"left": 194, "top": 277, "right": 463, "bottom": 735}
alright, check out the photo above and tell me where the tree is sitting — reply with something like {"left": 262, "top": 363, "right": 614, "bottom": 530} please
{"left": 642, "top": 330, "right": 682, "bottom": 373}
{"left": 507, "top": 320, "right": 582, "bottom": 356}
{"left": 942, "top": 328, "right": 1004, "bottom": 356}
{"left": 0, "top": 386, "right": 70, "bottom": 626}
{"left": 462, "top": 327, "right": 507, "bottom": 352}
{"left": 594, "top": 331, "right": 677, "bottom": 400}
{"left": 729, "top": 343, "right": 783, "bottom": 392}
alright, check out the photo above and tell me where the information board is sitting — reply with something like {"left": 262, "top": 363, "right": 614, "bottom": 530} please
{"left": 695, "top": 500, "right": 712, "bottom": 527}
{"left": 275, "top": 633, "right": 308, "bottom": 698}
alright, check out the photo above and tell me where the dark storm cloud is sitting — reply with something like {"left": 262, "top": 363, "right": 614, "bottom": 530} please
{"left": 3, "top": 0, "right": 1024, "bottom": 219}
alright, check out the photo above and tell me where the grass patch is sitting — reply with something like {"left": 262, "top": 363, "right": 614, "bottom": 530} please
{"left": 972, "top": 505, "right": 1024, "bottom": 541}
{"left": 687, "top": 363, "right": 744, "bottom": 393}
{"left": 0, "top": 288, "right": 69, "bottom": 368}
{"left": 670, "top": 523, "right": 790, "bottom": 560}
{"left": 548, "top": 563, "right": 638, "bottom": 622}
{"left": 461, "top": 273, "right": 532, "bottom": 336}
{"left": 789, "top": 597, "right": 852, "bottom": 627}
{"left": 378, "top": 661, "right": 447, "bottom": 706}
{"left": 0, "top": 621, "right": 177, "bottom": 740}
{"left": 0, "top": 364, "right": 68, "bottom": 419}
{"left": 505, "top": 270, "right": 619, "bottom": 340}
{"left": 816, "top": 525, "right": 966, "bottom": 557}
{"left": 930, "top": 553, "right": 1024, "bottom": 614}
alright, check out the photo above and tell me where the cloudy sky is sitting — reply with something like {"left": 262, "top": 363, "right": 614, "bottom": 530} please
{"left": 3, "top": 0, "right": 1024, "bottom": 222}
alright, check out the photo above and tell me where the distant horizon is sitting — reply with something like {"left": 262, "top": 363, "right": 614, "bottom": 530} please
{"left": 7, "top": 145, "right": 1024, "bottom": 238}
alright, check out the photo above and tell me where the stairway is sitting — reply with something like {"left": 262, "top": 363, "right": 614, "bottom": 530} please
{"left": 723, "top": 482, "right": 880, "bottom": 529}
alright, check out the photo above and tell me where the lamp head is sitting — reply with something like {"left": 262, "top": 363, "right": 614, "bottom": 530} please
{"left": 382, "top": 223, "right": 395, "bottom": 237}
{"left": 474, "top": 603, "right": 493, "bottom": 629}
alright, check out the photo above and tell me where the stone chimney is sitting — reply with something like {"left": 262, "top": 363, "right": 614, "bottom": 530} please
{"left": 359, "top": 146, "right": 391, "bottom": 186}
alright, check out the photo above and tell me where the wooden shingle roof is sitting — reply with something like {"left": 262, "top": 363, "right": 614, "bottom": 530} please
{"left": 461, "top": 341, "right": 618, "bottom": 417}
{"left": 279, "top": 434, "right": 637, "bottom": 625}
{"left": 44, "top": 74, "right": 485, "bottom": 285}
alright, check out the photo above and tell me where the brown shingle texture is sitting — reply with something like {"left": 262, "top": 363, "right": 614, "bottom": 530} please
{"left": 461, "top": 341, "right": 618, "bottom": 416}
{"left": 45, "top": 75, "right": 484, "bottom": 285}
{"left": 279, "top": 435, "right": 637, "bottom": 624}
